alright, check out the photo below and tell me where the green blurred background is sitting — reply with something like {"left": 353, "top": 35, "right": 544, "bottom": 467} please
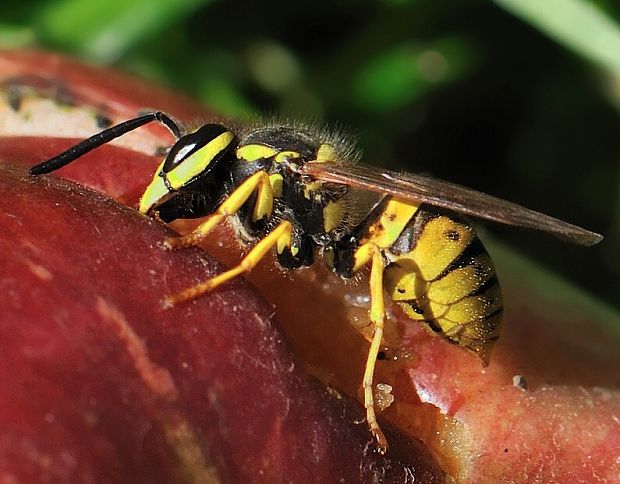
{"left": 1, "top": 0, "right": 619, "bottom": 310}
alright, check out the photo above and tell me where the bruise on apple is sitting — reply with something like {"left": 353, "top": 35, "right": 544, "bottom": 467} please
{"left": 0, "top": 164, "right": 443, "bottom": 482}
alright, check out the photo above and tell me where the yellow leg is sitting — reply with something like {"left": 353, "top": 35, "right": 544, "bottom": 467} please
{"left": 164, "top": 170, "right": 274, "bottom": 249}
{"left": 363, "top": 247, "right": 388, "bottom": 454}
{"left": 164, "top": 220, "right": 293, "bottom": 307}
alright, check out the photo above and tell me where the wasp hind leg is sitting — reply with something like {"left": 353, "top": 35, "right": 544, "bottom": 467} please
{"left": 363, "top": 247, "right": 389, "bottom": 454}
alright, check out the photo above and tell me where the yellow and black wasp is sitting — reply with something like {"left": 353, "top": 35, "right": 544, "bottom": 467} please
{"left": 30, "top": 111, "right": 603, "bottom": 454}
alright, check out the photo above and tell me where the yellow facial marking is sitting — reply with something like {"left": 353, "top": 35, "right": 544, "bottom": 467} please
{"left": 139, "top": 160, "right": 168, "bottom": 214}
{"left": 236, "top": 144, "right": 278, "bottom": 162}
{"left": 167, "top": 131, "right": 234, "bottom": 190}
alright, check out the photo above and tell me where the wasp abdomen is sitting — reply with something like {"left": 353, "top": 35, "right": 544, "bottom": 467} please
{"left": 384, "top": 207, "right": 502, "bottom": 362}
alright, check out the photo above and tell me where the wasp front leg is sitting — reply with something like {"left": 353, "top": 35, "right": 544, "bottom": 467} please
{"left": 161, "top": 169, "right": 286, "bottom": 305}
{"left": 164, "top": 170, "right": 274, "bottom": 249}
{"left": 164, "top": 219, "right": 293, "bottom": 307}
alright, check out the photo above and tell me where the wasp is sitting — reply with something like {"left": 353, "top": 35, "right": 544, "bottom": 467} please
{"left": 30, "top": 111, "right": 603, "bottom": 454}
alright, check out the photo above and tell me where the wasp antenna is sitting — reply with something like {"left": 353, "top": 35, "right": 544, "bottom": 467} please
{"left": 29, "top": 112, "right": 182, "bottom": 175}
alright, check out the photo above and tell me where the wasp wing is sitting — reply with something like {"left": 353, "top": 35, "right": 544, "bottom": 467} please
{"left": 303, "top": 161, "right": 603, "bottom": 246}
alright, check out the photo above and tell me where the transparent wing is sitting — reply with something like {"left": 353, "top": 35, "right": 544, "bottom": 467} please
{"left": 303, "top": 161, "right": 603, "bottom": 246}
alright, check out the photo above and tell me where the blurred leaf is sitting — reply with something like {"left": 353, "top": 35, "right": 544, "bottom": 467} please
{"left": 353, "top": 37, "right": 475, "bottom": 113}
{"left": 37, "top": 0, "right": 210, "bottom": 63}
{"left": 0, "top": 24, "right": 35, "bottom": 48}
{"left": 380, "top": 0, "right": 418, "bottom": 6}
{"left": 244, "top": 41, "right": 301, "bottom": 94}
{"left": 197, "top": 77, "right": 255, "bottom": 119}
{"left": 494, "top": 0, "right": 620, "bottom": 74}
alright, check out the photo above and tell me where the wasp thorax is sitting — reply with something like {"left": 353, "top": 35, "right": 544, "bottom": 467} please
{"left": 240, "top": 126, "right": 318, "bottom": 161}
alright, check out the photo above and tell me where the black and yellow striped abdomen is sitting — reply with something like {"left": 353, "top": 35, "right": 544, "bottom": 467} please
{"left": 383, "top": 206, "right": 502, "bottom": 362}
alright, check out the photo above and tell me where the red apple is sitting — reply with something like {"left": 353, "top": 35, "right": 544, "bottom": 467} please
{"left": 1, "top": 49, "right": 618, "bottom": 483}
